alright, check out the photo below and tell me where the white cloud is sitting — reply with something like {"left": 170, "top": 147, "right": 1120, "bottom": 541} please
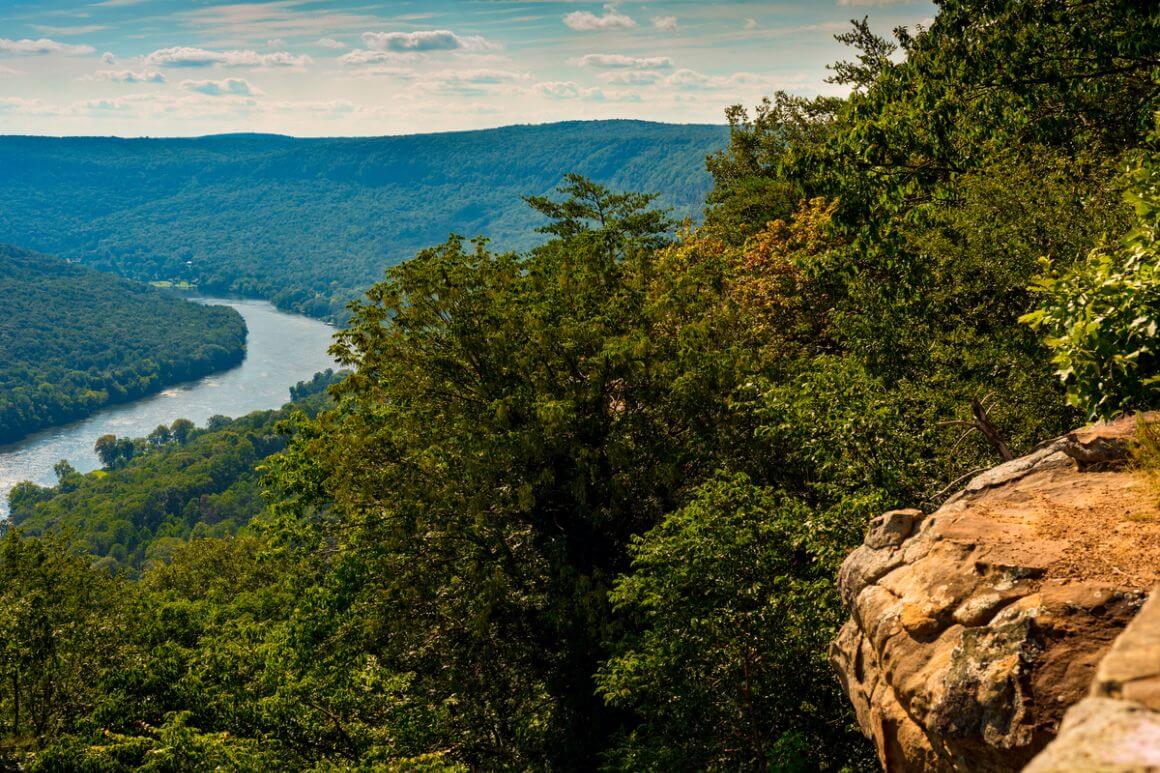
{"left": 744, "top": 18, "right": 759, "bottom": 30}
{"left": 88, "top": 70, "right": 167, "bottom": 84}
{"left": 180, "top": 77, "right": 262, "bottom": 97}
{"left": 0, "top": 96, "right": 51, "bottom": 114}
{"left": 266, "top": 39, "right": 286, "bottom": 48}
{"left": 576, "top": 54, "right": 673, "bottom": 69}
{"left": 344, "top": 66, "right": 416, "bottom": 80}
{"left": 533, "top": 81, "right": 605, "bottom": 100}
{"left": 317, "top": 38, "right": 347, "bottom": 49}
{"left": 31, "top": 25, "right": 109, "bottom": 36}
{"left": 0, "top": 38, "right": 96, "bottom": 56}
{"left": 144, "top": 47, "right": 312, "bottom": 68}
{"left": 598, "top": 69, "right": 664, "bottom": 85}
{"left": 563, "top": 9, "right": 637, "bottom": 31}
{"left": 337, "top": 50, "right": 419, "bottom": 67}
{"left": 652, "top": 16, "right": 679, "bottom": 32}
{"left": 657, "top": 68, "right": 792, "bottom": 92}
{"left": 418, "top": 68, "right": 532, "bottom": 95}
{"left": 101, "top": 51, "right": 116, "bottom": 65}
{"left": 361, "top": 30, "right": 497, "bottom": 53}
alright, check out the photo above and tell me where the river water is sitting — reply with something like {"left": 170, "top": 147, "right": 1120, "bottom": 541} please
{"left": 0, "top": 298, "right": 337, "bottom": 518}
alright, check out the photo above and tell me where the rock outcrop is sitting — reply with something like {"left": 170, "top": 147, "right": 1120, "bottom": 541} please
{"left": 1024, "top": 588, "right": 1160, "bottom": 772}
{"left": 831, "top": 415, "right": 1160, "bottom": 771}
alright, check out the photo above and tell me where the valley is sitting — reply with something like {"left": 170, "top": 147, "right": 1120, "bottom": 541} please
{"left": 0, "top": 298, "right": 335, "bottom": 518}
{"left": 0, "top": 121, "right": 728, "bottom": 319}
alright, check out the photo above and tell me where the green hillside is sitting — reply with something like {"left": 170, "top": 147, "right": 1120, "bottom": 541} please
{"left": 0, "top": 245, "right": 246, "bottom": 443}
{"left": 7, "top": 370, "right": 342, "bottom": 574}
{"left": 0, "top": 121, "right": 727, "bottom": 318}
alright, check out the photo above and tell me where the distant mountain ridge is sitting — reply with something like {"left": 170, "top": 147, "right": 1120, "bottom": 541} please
{"left": 0, "top": 120, "right": 728, "bottom": 318}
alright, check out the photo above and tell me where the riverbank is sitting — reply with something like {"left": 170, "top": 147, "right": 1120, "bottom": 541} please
{"left": 0, "top": 299, "right": 336, "bottom": 518}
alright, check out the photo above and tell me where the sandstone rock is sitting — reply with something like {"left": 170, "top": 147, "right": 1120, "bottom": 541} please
{"left": 1024, "top": 589, "right": 1160, "bottom": 772}
{"left": 831, "top": 415, "right": 1160, "bottom": 771}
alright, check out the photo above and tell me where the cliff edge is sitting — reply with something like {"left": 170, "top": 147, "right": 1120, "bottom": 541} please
{"left": 831, "top": 415, "right": 1160, "bottom": 771}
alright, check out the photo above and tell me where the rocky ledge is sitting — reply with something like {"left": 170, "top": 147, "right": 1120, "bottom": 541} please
{"left": 831, "top": 415, "right": 1160, "bottom": 771}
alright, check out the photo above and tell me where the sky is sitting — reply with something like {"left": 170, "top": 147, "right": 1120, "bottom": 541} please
{"left": 0, "top": 0, "right": 935, "bottom": 137}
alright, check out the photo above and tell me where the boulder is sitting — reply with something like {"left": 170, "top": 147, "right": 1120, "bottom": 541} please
{"left": 831, "top": 415, "right": 1160, "bottom": 771}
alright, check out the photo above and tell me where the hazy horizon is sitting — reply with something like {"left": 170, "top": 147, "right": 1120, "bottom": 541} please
{"left": 0, "top": 115, "right": 729, "bottom": 140}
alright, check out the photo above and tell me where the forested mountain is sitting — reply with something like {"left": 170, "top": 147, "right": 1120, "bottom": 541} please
{"left": 0, "top": 1, "right": 1157, "bottom": 770}
{"left": 0, "top": 245, "right": 246, "bottom": 444}
{"left": 0, "top": 121, "right": 727, "bottom": 318}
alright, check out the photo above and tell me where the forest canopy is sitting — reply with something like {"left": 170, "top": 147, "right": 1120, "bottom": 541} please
{"left": 0, "top": 245, "right": 246, "bottom": 444}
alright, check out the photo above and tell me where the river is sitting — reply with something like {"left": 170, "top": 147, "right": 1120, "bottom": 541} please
{"left": 0, "top": 298, "right": 337, "bottom": 518}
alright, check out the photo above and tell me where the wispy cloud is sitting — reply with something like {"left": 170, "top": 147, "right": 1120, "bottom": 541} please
{"left": 652, "top": 16, "right": 679, "bottom": 32}
{"left": 178, "top": 2, "right": 380, "bottom": 42}
{"left": 534, "top": 80, "right": 605, "bottom": 100}
{"left": 576, "top": 54, "right": 674, "bottom": 69}
{"left": 86, "top": 69, "right": 167, "bottom": 83}
{"left": 0, "top": 38, "right": 96, "bottom": 56}
{"left": 317, "top": 38, "right": 347, "bottom": 50}
{"left": 144, "top": 47, "right": 312, "bottom": 68}
{"left": 31, "top": 25, "right": 108, "bottom": 36}
{"left": 598, "top": 70, "right": 664, "bottom": 85}
{"left": 180, "top": 77, "right": 262, "bottom": 96}
{"left": 337, "top": 49, "right": 420, "bottom": 67}
{"left": 361, "top": 30, "right": 498, "bottom": 53}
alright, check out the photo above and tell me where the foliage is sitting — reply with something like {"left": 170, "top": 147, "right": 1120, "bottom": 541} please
{"left": 597, "top": 474, "right": 871, "bottom": 771}
{"left": 1022, "top": 140, "right": 1160, "bottom": 419}
{"left": 1132, "top": 417, "right": 1160, "bottom": 504}
{"left": 0, "top": 245, "right": 246, "bottom": 444}
{"left": 0, "top": 532, "right": 125, "bottom": 763}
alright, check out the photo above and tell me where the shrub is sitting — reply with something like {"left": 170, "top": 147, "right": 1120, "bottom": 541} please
{"left": 1022, "top": 136, "right": 1160, "bottom": 420}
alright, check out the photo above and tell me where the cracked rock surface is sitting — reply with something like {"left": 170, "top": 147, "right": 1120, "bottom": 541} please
{"left": 830, "top": 415, "right": 1160, "bottom": 771}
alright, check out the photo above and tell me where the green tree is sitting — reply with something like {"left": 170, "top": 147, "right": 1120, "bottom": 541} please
{"left": 0, "top": 532, "right": 125, "bottom": 761}
{"left": 598, "top": 474, "right": 872, "bottom": 771}
{"left": 94, "top": 435, "right": 120, "bottom": 469}
{"left": 267, "top": 177, "right": 750, "bottom": 768}
{"left": 170, "top": 419, "right": 195, "bottom": 445}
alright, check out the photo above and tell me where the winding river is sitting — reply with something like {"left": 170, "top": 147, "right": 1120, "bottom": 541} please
{"left": 0, "top": 298, "right": 338, "bottom": 518}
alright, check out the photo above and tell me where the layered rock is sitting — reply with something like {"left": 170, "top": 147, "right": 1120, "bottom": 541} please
{"left": 831, "top": 416, "right": 1160, "bottom": 771}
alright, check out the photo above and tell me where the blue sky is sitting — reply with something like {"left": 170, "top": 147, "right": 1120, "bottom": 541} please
{"left": 0, "top": 0, "right": 934, "bottom": 137}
